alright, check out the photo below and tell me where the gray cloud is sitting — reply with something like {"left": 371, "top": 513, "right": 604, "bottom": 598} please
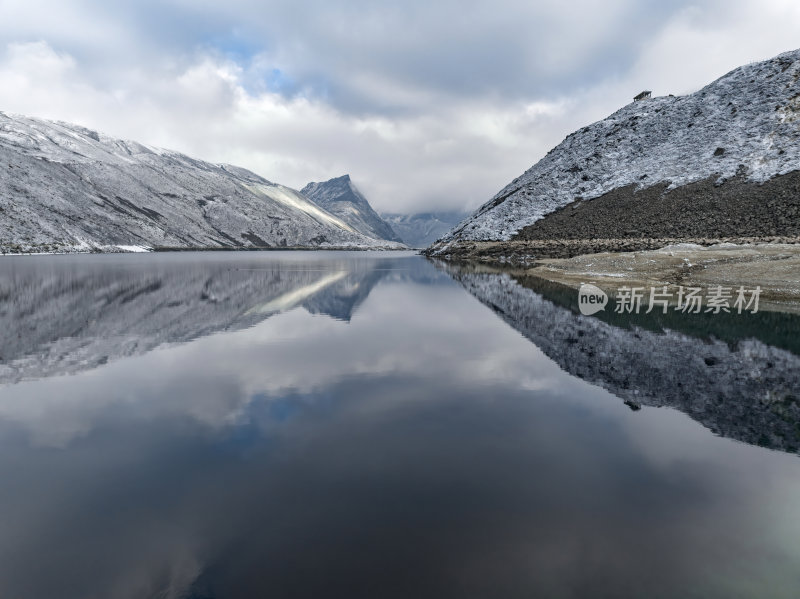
{"left": 1, "top": 0, "right": 799, "bottom": 212}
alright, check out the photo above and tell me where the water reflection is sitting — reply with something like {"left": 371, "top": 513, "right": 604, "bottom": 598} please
{"left": 0, "top": 252, "right": 799, "bottom": 599}
{"left": 0, "top": 251, "right": 421, "bottom": 383}
{"left": 442, "top": 262, "right": 800, "bottom": 455}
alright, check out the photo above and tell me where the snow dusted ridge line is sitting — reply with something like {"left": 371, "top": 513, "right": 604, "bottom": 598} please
{"left": 433, "top": 48, "right": 800, "bottom": 247}
{"left": 0, "top": 112, "right": 405, "bottom": 253}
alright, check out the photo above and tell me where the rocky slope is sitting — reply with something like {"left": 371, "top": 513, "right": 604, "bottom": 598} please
{"left": 301, "top": 175, "right": 403, "bottom": 243}
{"left": 381, "top": 211, "right": 470, "bottom": 248}
{"left": 0, "top": 113, "right": 402, "bottom": 253}
{"left": 429, "top": 48, "right": 800, "bottom": 258}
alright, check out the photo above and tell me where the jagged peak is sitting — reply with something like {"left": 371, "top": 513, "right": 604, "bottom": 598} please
{"left": 304, "top": 174, "right": 353, "bottom": 190}
{"left": 301, "top": 175, "right": 404, "bottom": 244}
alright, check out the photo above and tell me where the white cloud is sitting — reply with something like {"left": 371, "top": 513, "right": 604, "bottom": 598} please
{"left": 625, "top": 2, "right": 800, "bottom": 97}
{"left": 0, "top": 1, "right": 799, "bottom": 213}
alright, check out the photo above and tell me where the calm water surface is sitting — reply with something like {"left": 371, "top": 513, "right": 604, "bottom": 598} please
{"left": 0, "top": 251, "right": 799, "bottom": 598}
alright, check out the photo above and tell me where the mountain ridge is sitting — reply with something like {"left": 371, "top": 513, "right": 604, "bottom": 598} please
{"left": 0, "top": 113, "right": 403, "bottom": 253}
{"left": 428, "top": 48, "right": 800, "bottom": 258}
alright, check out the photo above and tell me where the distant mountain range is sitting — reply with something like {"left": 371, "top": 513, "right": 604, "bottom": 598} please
{"left": 0, "top": 111, "right": 475, "bottom": 254}
{"left": 300, "top": 175, "right": 471, "bottom": 248}
{"left": 381, "top": 211, "right": 470, "bottom": 248}
{"left": 429, "top": 48, "right": 800, "bottom": 259}
{"left": 0, "top": 113, "right": 404, "bottom": 253}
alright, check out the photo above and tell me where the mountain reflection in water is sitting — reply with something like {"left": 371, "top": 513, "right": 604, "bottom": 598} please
{"left": 0, "top": 251, "right": 798, "bottom": 599}
{"left": 0, "top": 252, "right": 416, "bottom": 384}
{"left": 442, "top": 262, "right": 800, "bottom": 455}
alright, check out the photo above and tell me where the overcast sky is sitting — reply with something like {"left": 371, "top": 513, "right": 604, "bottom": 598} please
{"left": 1, "top": 0, "right": 799, "bottom": 213}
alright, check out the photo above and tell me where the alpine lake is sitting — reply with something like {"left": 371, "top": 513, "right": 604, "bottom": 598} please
{"left": 0, "top": 250, "right": 799, "bottom": 599}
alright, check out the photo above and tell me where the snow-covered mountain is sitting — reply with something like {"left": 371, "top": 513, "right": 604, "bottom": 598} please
{"left": 430, "top": 48, "right": 800, "bottom": 255}
{"left": 301, "top": 175, "right": 403, "bottom": 243}
{"left": 381, "top": 211, "right": 470, "bottom": 248}
{"left": 0, "top": 113, "right": 403, "bottom": 253}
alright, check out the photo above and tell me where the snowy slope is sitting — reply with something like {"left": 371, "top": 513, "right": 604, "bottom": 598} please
{"left": 0, "top": 113, "right": 402, "bottom": 252}
{"left": 301, "top": 175, "right": 403, "bottom": 243}
{"left": 433, "top": 48, "right": 800, "bottom": 249}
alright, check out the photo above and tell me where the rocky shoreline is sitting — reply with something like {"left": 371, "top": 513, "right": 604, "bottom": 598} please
{"left": 430, "top": 242, "right": 800, "bottom": 314}
{"left": 423, "top": 236, "right": 800, "bottom": 263}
